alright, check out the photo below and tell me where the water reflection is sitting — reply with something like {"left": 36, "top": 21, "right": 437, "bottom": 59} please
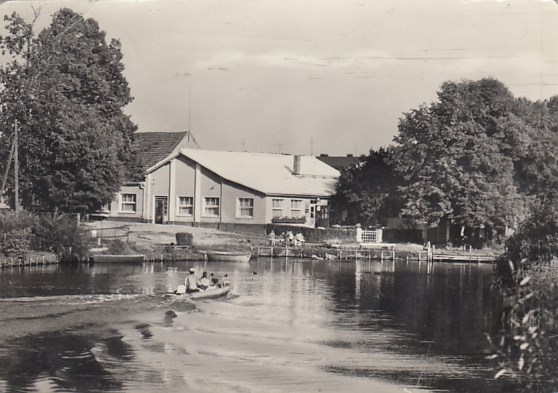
{"left": 0, "top": 328, "right": 133, "bottom": 392}
{"left": 0, "top": 259, "right": 508, "bottom": 392}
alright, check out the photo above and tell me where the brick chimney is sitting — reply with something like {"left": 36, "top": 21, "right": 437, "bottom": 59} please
{"left": 293, "top": 155, "right": 301, "bottom": 175}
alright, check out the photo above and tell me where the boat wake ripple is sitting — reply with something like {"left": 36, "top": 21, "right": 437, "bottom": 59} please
{"left": 0, "top": 293, "right": 147, "bottom": 305}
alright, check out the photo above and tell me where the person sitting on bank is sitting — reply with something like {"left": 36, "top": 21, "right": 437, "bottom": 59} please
{"left": 185, "top": 267, "right": 199, "bottom": 293}
{"left": 198, "top": 271, "right": 211, "bottom": 290}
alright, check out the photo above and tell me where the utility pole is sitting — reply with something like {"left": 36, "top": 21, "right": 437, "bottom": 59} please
{"left": 0, "top": 132, "right": 15, "bottom": 197}
{"left": 14, "top": 119, "right": 19, "bottom": 215}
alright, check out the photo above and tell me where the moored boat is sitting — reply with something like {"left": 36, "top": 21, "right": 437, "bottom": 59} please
{"left": 91, "top": 254, "right": 146, "bottom": 263}
{"left": 204, "top": 250, "right": 251, "bottom": 263}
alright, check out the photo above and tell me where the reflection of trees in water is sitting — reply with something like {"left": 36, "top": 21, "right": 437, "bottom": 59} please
{"left": 376, "top": 267, "right": 503, "bottom": 355}
{"left": 0, "top": 328, "right": 134, "bottom": 392}
{"left": 313, "top": 262, "right": 510, "bottom": 392}
{"left": 316, "top": 262, "right": 502, "bottom": 354}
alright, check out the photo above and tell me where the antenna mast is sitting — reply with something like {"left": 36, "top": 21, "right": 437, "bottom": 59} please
{"left": 188, "top": 83, "right": 191, "bottom": 132}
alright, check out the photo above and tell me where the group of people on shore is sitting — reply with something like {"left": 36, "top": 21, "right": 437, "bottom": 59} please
{"left": 268, "top": 231, "right": 305, "bottom": 247}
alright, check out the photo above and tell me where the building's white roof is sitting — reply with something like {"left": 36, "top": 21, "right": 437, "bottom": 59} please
{"left": 149, "top": 148, "right": 340, "bottom": 197}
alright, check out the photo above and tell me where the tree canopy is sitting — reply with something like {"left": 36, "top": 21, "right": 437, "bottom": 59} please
{"left": 332, "top": 148, "right": 402, "bottom": 227}
{"left": 0, "top": 8, "right": 140, "bottom": 214}
{"left": 334, "top": 77, "right": 558, "bottom": 242}
{"left": 391, "top": 78, "right": 558, "bottom": 232}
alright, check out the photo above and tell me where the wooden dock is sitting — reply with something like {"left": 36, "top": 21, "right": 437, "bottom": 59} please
{"left": 254, "top": 246, "right": 497, "bottom": 263}
{"left": 432, "top": 253, "right": 496, "bottom": 263}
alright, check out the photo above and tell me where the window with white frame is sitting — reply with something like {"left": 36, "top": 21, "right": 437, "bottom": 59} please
{"left": 203, "top": 197, "right": 220, "bottom": 217}
{"left": 272, "top": 199, "right": 284, "bottom": 217}
{"left": 120, "top": 193, "right": 137, "bottom": 213}
{"left": 237, "top": 198, "right": 254, "bottom": 218}
{"left": 177, "top": 196, "right": 193, "bottom": 216}
{"left": 291, "top": 199, "right": 303, "bottom": 217}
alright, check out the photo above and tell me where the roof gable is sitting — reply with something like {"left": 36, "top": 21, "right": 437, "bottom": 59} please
{"left": 134, "top": 131, "right": 199, "bottom": 171}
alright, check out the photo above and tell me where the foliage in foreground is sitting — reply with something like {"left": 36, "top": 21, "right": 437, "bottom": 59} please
{"left": 493, "top": 193, "right": 558, "bottom": 391}
{"left": 0, "top": 211, "right": 88, "bottom": 261}
{"left": 492, "top": 267, "right": 558, "bottom": 392}
{"left": 0, "top": 211, "right": 36, "bottom": 256}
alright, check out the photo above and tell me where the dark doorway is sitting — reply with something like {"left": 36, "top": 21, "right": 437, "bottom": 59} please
{"left": 315, "top": 205, "right": 330, "bottom": 228}
{"left": 154, "top": 197, "right": 168, "bottom": 224}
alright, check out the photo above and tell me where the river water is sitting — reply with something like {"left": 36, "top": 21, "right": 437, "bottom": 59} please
{"left": 0, "top": 258, "right": 511, "bottom": 393}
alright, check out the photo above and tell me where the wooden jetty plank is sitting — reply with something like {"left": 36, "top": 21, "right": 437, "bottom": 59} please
{"left": 433, "top": 254, "right": 496, "bottom": 262}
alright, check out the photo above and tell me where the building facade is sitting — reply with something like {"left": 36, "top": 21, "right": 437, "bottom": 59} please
{"left": 107, "top": 149, "right": 339, "bottom": 230}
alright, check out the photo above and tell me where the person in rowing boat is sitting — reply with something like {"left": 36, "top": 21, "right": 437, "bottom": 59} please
{"left": 197, "top": 271, "right": 210, "bottom": 290}
{"left": 185, "top": 267, "right": 199, "bottom": 293}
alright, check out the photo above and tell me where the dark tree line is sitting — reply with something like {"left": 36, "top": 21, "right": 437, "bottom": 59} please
{"left": 332, "top": 148, "right": 402, "bottom": 227}
{"left": 0, "top": 8, "right": 141, "bottom": 214}
{"left": 334, "top": 78, "right": 558, "bottom": 242}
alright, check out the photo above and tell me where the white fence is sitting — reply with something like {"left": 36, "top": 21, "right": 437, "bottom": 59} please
{"left": 357, "top": 228, "right": 383, "bottom": 244}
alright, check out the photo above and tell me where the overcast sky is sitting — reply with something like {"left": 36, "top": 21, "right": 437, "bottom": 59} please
{"left": 2, "top": 0, "right": 558, "bottom": 155}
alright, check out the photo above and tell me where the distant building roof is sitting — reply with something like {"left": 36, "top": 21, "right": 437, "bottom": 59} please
{"left": 148, "top": 149, "right": 340, "bottom": 197}
{"left": 316, "top": 154, "right": 364, "bottom": 171}
{"left": 134, "top": 131, "right": 199, "bottom": 171}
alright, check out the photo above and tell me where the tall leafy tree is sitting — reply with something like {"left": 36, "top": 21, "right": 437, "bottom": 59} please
{"left": 0, "top": 8, "right": 140, "bottom": 213}
{"left": 392, "top": 78, "right": 532, "bottom": 234}
{"left": 508, "top": 98, "right": 558, "bottom": 195}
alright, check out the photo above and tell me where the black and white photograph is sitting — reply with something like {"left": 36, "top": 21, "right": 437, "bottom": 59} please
{"left": 0, "top": 0, "right": 557, "bottom": 391}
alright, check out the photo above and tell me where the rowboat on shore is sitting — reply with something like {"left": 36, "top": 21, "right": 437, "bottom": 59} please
{"left": 204, "top": 250, "right": 252, "bottom": 263}
{"left": 173, "top": 284, "right": 230, "bottom": 300}
{"left": 91, "top": 254, "right": 146, "bottom": 263}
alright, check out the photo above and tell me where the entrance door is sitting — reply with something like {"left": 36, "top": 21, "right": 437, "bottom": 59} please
{"left": 308, "top": 204, "right": 316, "bottom": 228}
{"left": 315, "top": 205, "right": 330, "bottom": 228}
{"left": 154, "top": 196, "right": 168, "bottom": 224}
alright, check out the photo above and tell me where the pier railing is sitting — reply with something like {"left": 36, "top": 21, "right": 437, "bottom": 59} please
{"left": 253, "top": 245, "right": 497, "bottom": 263}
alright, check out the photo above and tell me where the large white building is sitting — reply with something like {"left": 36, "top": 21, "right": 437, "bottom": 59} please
{"left": 106, "top": 137, "right": 340, "bottom": 231}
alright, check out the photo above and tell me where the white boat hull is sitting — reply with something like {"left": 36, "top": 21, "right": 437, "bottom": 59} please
{"left": 205, "top": 251, "right": 251, "bottom": 263}
{"left": 91, "top": 254, "right": 145, "bottom": 263}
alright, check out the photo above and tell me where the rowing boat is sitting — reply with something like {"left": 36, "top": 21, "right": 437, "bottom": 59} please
{"left": 204, "top": 250, "right": 251, "bottom": 263}
{"left": 91, "top": 254, "right": 145, "bottom": 263}
{"left": 173, "top": 284, "right": 230, "bottom": 300}
{"left": 188, "top": 285, "right": 230, "bottom": 300}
